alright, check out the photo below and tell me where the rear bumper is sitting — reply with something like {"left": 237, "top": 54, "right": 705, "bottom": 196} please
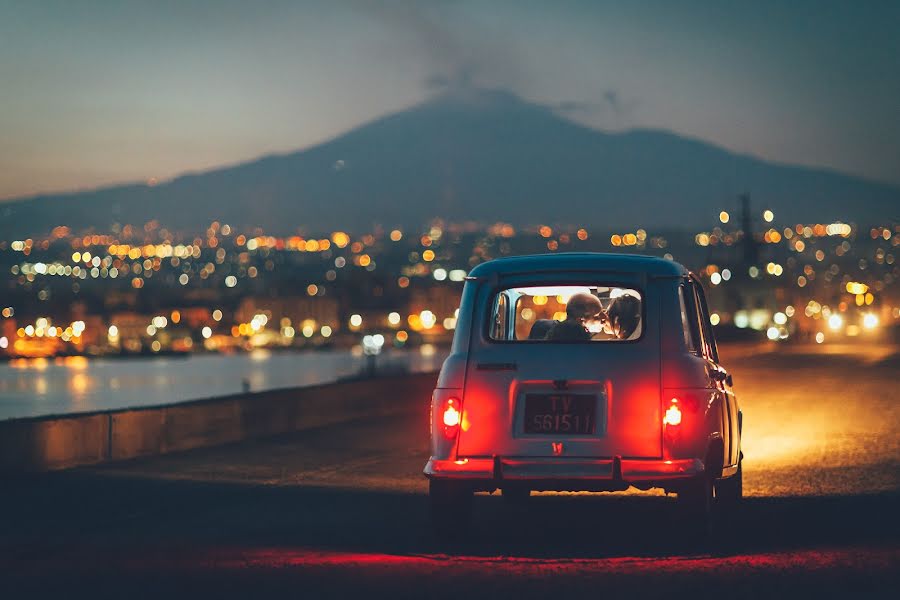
{"left": 424, "top": 457, "right": 704, "bottom": 489}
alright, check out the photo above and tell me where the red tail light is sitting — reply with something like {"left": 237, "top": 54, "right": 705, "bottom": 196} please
{"left": 663, "top": 398, "right": 682, "bottom": 426}
{"left": 442, "top": 397, "right": 461, "bottom": 438}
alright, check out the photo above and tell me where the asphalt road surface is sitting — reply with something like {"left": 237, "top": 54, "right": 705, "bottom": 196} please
{"left": 2, "top": 342, "right": 898, "bottom": 598}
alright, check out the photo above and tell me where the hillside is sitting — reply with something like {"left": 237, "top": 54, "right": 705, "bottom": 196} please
{"left": 2, "top": 88, "right": 896, "bottom": 237}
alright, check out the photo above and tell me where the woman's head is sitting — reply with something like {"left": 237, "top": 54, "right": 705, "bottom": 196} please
{"left": 607, "top": 294, "right": 641, "bottom": 339}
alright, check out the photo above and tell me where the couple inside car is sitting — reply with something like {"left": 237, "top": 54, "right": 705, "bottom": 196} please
{"left": 529, "top": 291, "right": 641, "bottom": 341}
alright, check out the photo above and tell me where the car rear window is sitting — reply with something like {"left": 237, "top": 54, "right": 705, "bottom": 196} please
{"left": 488, "top": 285, "right": 643, "bottom": 342}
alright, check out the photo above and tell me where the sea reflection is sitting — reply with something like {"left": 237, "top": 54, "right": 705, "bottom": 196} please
{"left": 250, "top": 348, "right": 271, "bottom": 361}
{"left": 10, "top": 357, "right": 50, "bottom": 371}
{"left": 62, "top": 356, "right": 89, "bottom": 370}
{"left": 70, "top": 372, "right": 89, "bottom": 395}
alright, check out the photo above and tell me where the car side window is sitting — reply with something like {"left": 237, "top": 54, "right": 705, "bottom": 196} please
{"left": 693, "top": 283, "right": 720, "bottom": 363}
{"left": 492, "top": 292, "right": 508, "bottom": 340}
{"left": 678, "top": 285, "right": 699, "bottom": 354}
{"left": 688, "top": 282, "right": 714, "bottom": 360}
{"left": 684, "top": 280, "right": 709, "bottom": 357}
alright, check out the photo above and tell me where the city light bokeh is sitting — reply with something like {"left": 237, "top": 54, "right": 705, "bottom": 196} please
{"left": 1, "top": 205, "right": 897, "bottom": 362}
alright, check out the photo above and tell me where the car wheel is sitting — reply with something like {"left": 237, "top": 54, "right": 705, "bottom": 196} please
{"left": 676, "top": 476, "right": 714, "bottom": 543}
{"left": 501, "top": 486, "right": 531, "bottom": 506}
{"left": 715, "top": 459, "right": 743, "bottom": 507}
{"left": 429, "top": 479, "right": 473, "bottom": 538}
{"left": 711, "top": 460, "right": 743, "bottom": 550}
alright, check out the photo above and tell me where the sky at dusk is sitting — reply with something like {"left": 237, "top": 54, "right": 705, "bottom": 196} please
{"left": 1, "top": 0, "right": 898, "bottom": 200}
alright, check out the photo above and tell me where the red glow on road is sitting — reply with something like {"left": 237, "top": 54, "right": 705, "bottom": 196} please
{"left": 188, "top": 546, "right": 899, "bottom": 576}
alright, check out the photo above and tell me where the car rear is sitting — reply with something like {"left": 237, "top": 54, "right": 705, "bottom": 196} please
{"left": 426, "top": 262, "right": 704, "bottom": 492}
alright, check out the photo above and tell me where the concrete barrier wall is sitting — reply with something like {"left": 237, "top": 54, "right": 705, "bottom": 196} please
{"left": 0, "top": 372, "right": 437, "bottom": 473}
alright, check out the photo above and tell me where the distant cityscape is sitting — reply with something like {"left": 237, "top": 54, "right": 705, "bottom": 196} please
{"left": 2, "top": 200, "right": 897, "bottom": 360}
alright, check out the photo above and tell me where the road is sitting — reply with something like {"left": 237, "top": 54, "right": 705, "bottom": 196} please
{"left": 1, "top": 342, "right": 898, "bottom": 598}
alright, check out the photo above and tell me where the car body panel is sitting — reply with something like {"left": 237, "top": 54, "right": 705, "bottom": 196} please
{"left": 457, "top": 273, "right": 662, "bottom": 459}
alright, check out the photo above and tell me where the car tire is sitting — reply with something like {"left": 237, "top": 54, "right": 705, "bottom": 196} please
{"left": 711, "top": 460, "right": 743, "bottom": 551}
{"left": 715, "top": 459, "right": 743, "bottom": 507}
{"left": 676, "top": 476, "right": 714, "bottom": 543}
{"left": 429, "top": 479, "right": 473, "bottom": 538}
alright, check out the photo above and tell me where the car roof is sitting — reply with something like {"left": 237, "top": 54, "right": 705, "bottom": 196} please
{"left": 468, "top": 252, "right": 689, "bottom": 278}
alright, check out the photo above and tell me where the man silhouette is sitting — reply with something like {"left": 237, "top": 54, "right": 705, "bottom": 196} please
{"left": 545, "top": 292, "right": 602, "bottom": 341}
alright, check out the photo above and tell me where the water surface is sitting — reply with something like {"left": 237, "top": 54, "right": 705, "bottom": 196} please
{"left": 0, "top": 348, "right": 446, "bottom": 420}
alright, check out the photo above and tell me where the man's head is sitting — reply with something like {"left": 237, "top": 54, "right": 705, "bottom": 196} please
{"left": 607, "top": 293, "right": 641, "bottom": 339}
{"left": 565, "top": 292, "right": 602, "bottom": 322}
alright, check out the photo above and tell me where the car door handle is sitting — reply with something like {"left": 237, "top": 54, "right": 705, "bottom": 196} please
{"left": 708, "top": 367, "right": 727, "bottom": 382}
{"left": 476, "top": 362, "right": 517, "bottom": 371}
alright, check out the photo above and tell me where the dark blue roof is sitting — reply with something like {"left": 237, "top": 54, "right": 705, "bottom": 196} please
{"left": 468, "top": 253, "right": 689, "bottom": 278}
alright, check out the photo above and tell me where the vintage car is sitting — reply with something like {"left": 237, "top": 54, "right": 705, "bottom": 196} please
{"left": 424, "top": 253, "right": 742, "bottom": 536}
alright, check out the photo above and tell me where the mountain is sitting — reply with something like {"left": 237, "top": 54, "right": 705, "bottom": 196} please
{"left": 2, "top": 88, "right": 897, "bottom": 237}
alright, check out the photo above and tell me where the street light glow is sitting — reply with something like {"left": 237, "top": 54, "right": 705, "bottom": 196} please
{"left": 863, "top": 313, "right": 879, "bottom": 329}
{"left": 828, "top": 314, "right": 843, "bottom": 330}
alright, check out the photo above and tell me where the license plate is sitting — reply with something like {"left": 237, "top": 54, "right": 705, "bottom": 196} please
{"left": 524, "top": 394, "right": 596, "bottom": 435}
